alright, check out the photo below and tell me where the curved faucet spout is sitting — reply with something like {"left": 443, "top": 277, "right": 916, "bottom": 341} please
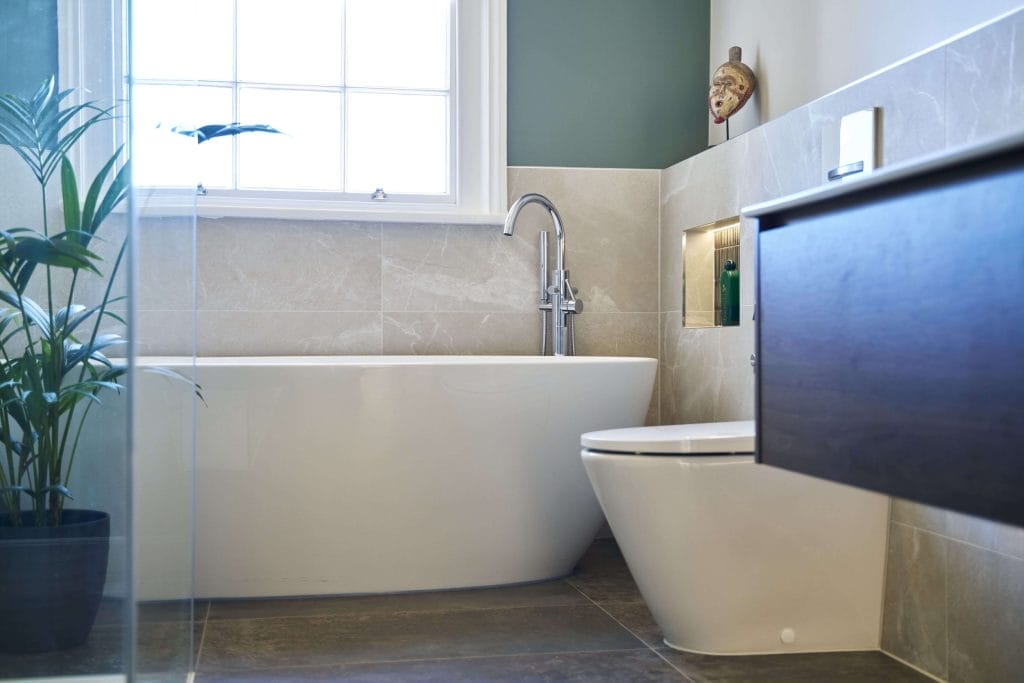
{"left": 504, "top": 193, "right": 579, "bottom": 356}
{"left": 503, "top": 193, "right": 565, "bottom": 274}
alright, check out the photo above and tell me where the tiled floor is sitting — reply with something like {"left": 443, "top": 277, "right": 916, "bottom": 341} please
{"left": 2, "top": 540, "right": 931, "bottom": 682}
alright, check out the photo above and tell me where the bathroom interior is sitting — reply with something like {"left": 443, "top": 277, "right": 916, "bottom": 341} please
{"left": 1, "top": 0, "right": 1022, "bottom": 682}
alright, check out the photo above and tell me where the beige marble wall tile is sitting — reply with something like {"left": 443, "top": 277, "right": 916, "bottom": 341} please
{"left": 947, "top": 541, "right": 1024, "bottom": 683}
{"left": 808, "top": 47, "right": 947, "bottom": 170}
{"left": 197, "top": 218, "right": 382, "bottom": 312}
{"left": 659, "top": 158, "right": 692, "bottom": 314}
{"left": 661, "top": 134, "right": 748, "bottom": 233}
{"left": 881, "top": 523, "right": 948, "bottom": 680}
{"left": 508, "top": 167, "right": 660, "bottom": 313}
{"left": 381, "top": 223, "right": 536, "bottom": 313}
{"left": 571, "top": 312, "right": 658, "bottom": 358}
{"left": 136, "top": 217, "right": 196, "bottom": 312}
{"left": 198, "top": 311, "right": 382, "bottom": 355}
{"left": 742, "top": 106, "right": 820, "bottom": 204}
{"left": 891, "top": 498, "right": 948, "bottom": 536}
{"left": 134, "top": 310, "right": 195, "bottom": 357}
{"left": 946, "top": 8, "right": 1024, "bottom": 147}
{"left": 945, "top": 511, "right": 1024, "bottom": 561}
{"left": 890, "top": 498, "right": 1024, "bottom": 561}
{"left": 382, "top": 312, "right": 539, "bottom": 355}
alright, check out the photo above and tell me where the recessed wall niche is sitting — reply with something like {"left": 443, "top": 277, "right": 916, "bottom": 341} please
{"left": 682, "top": 216, "right": 740, "bottom": 328}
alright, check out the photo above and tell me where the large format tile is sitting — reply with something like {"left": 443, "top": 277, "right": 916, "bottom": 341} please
{"left": 382, "top": 312, "right": 539, "bottom": 355}
{"left": 0, "top": 625, "right": 123, "bottom": 679}
{"left": 199, "top": 605, "right": 643, "bottom": 672}
{"left": 508, "top": 167, "right": 660, "bottom": 314}
{"left": 197, "top": 218, "right": 382, "bottom": 312}
{"left": 198, "top": 310, "right": 382, "bottom": 355}
{"left": 572, "top": 312, "right": 659, "bottom": 359}
{"left": 944, "top": 509, "right": 1024, "bottom": 561}
{"left": 207, "top": 580, "right": 587, "bottom": 621}
{"left": 598, "top": 602, "right": 665, "bottom": 649}
{"left": 808, "top": 46, "right": 947, "bottom": 170}
{"left": 890, "top": 499, "right": 948, "bottom": 536}
{"left": 947, "top": 540, "right": 1024, "bottom": 683}
{"left": 566, "top": 539, "right": 644, "bottom": 604}
{"left": 946, "top": 8, "right": 1024, "bottom": 147}
{"left": 195, "top": 649, "right": 687, "bottom": 682}
{"left": 381, "top": 223, "right": 537, "bottom": 313}
{"left": 659, "top": 649, "right": 932, "bottom": 683}
{"left": 881, "top": 523, "right": 948, "bottom": 680}
{"left": 136, "top": 217, "right": 197, "bottom": 311}
{"left": 659, "top": 314, "right": 754, "bottom": 426}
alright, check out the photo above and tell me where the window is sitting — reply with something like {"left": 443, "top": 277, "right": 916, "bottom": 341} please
{"left": 128, "top": 0, "right": 506, "bottom": 222}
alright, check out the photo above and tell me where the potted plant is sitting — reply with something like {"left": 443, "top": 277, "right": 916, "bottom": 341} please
{"left": 0, "top": 76, "right": 130, "bottom": 653}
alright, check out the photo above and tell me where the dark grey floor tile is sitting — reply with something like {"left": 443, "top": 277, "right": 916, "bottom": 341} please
{"left": 195, "top": 649, "right": 687, "bottom": 682}
{"left": 92, "top": 597, "right": 208, "bottom": 626}
{"left": 599, "top": 602, "right": 664, "bottom": 648}
{"left": 140, "top": 598, "right": 210, "bottom": 623}
{"left": 0, "top": 625, "right": 123, "bottom": 678}
{"left": 566, "top": 539, "right": 644, "bottom": 603}
{"left": 0, "top": 616, "right": 202, "bottom": 679}
{"left": 658, "top": 649, "right": 933, "bottom": 683}
{"left": 208, "top": 580, "right": 586, "bottom": 621}
{"left": 199, "top": 604, "right": 645, "bottom": 672}
{"left": 137, "top": 619, "right": 204, "bottom": 674}
{"left": 93, "top": 597, "right": 130, "bottom": 627}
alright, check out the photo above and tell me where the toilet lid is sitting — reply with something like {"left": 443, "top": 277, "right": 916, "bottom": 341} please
{"left": 581, "top": 420, "right": 755, "bottom": 455}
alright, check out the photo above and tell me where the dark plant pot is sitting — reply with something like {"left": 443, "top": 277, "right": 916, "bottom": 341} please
{"left": 0, "top": 509, "right": 110, "bottom": 653}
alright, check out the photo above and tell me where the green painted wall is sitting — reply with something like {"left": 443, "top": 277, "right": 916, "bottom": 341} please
{"left": 508, "top": 0, "right": 710, "bottom": 169}
{"left": 0, "top": 0, "right": 58, "bottom": 99}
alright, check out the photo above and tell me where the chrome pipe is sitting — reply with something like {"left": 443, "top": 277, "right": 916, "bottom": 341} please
{"left": 503, "top": 194, "right": 578, "bottom": 356}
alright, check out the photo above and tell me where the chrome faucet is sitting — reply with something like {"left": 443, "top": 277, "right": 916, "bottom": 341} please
{"left": 503, "top": 193, "right": 582, "bottom": 356}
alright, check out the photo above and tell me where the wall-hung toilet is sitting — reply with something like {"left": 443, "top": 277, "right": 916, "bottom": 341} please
{"left": 581, "top": 421, "right": 889, "bottom": 656}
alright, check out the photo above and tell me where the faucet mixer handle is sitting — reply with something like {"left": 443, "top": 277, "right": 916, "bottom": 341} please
{"left": 561, "top": 272, "right": 583, "bottom": 313}
{"left": 538, "top": 231, "right": 550, "bottom": 304}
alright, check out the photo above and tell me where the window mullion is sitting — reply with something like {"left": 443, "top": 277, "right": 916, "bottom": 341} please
{"left": 231, "top": 0, "right": 240, "bottom": 191}
{"left": 340, "top": 0, "right": 348, "bottom": 194}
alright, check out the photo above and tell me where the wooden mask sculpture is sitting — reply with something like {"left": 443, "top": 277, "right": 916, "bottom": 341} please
{"left": 708, "top": 46, "right": 757, "bottom": 126}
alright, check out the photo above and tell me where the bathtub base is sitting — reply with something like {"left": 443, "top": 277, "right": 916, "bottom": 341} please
{"left": 134, "top": 356, "right": 656, "bottom": 599}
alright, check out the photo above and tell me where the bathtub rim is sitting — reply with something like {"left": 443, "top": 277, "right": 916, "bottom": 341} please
{"left": 134, "top": 355, "right": 658, "bottom": 368}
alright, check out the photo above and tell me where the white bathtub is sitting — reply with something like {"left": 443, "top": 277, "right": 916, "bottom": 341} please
{"left": 133, "top": 356, "right": 656, "bottom": 599}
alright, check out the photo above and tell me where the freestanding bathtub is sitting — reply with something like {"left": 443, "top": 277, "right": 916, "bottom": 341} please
{"left": 132, "top": 356, "right": 656, "bottom": 599}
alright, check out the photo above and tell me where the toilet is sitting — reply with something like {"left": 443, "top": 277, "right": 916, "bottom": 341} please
{"left": 581, "top": 421, "right": 889, "bottom": 656}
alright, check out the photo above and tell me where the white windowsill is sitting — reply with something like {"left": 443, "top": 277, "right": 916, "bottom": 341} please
{"left": 130, "top": 195, "right": 506, "bottom": 225}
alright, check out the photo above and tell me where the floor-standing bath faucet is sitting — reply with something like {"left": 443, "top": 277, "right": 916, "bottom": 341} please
{"left": 503, "top": 193, "right": 582, "bottom": 356}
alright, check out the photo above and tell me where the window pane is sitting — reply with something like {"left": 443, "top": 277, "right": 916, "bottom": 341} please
{"left": 133, "top": 0, "right": 233, "bottom": 81}
{"left": 346, "top": 92, "right": 448, "bottom": 195}
{"left": 346, "top": 0, "right": 450, "bottom": 90}
{"left": 238, "top": 88, "right": 342, "bottom": 191}
{"left": 132, "top": 85, "right": 233, "bottom": 188}
{"left": 237, "top": 0, "right": 343, "bottom": 86}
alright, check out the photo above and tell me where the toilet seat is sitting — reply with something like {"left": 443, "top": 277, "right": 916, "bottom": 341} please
{"left": 581, "top": 420, "right": 754, "bottom": 455}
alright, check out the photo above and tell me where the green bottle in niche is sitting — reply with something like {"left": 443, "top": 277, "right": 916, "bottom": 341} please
{"left": 721, "top": 259, "right": 739, "bottom": 326}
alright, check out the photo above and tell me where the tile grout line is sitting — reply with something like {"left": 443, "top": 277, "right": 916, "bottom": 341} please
{"left": 880, "top": 649, "right": 949, "bottom": 683}
{"left": 944, "top": 534, "right": 950, "bottom": 682}
{"left": 193, "top": 600, "right": 211, "bottom": 676}
{"left": 563, "top": 581, "right": 697, "bottom": 682}
{"left": 197, "top": 598, "right": 591, "bottom": 624}
{"left": 196, "top": 646, "right": 660, "bottom": 677}
{"left": 889, "top": 519, "right": 1024, "bottom": 562}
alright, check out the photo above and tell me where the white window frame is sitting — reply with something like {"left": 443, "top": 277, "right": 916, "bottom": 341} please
{"left": 62, "top": 0, "right": 507, "bottom": 225}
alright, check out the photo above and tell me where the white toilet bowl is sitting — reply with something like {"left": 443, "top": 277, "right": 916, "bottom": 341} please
{"left": 581, "top": 421, "right": 888, "bottom": 656}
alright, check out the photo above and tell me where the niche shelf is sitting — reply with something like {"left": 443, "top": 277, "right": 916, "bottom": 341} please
{"left": 682, "top": 215, "right": 740, "bottom": 328}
